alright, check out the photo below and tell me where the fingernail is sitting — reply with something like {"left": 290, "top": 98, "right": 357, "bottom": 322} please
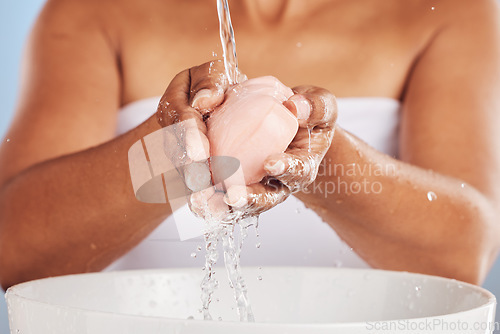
{"left": 184, "top": 162, "right": 212, "bottom": 192}
{"left": 224, "top": 186, "right": 248, "bottom": 208}
{"left": 225, "top": 196, "right": 247, "bottom": 208}
{"left": 191, "top": 89, "right": 213, "bottom": 108}
{"left": 265, "top": 159, "right": 285, "bottom": 175}
{"left": 290, "top": 96, "right": 311, "bottom": 120}
{"left": 185, "top": 130, "right": 210, "bottom": 161}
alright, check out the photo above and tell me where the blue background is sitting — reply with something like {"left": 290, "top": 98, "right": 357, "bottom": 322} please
{"left": 0, "top": 1, "right": 499, "bottom": 333}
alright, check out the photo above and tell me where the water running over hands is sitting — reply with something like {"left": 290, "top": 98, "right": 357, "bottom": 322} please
{"left": 199, "top": 0, "right": 254, "bottom": 322}
{"left": 199, "top": 0, "right": 303, "bottom": 321}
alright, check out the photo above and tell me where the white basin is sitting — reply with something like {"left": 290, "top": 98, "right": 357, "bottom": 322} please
{"left": 5, "top": 267, "right": 497, "bottom": 333}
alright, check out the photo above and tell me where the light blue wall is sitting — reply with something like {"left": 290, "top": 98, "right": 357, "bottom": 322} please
{"left": 0, "top": 1, "right": 46, "bottom": 333}
{"left": 0, "top": 1, "right": 499, "bottom": 333}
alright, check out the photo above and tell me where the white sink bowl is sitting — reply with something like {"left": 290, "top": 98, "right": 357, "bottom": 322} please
{"left": 5, "top": 267, "right": 496, "bottom": 333}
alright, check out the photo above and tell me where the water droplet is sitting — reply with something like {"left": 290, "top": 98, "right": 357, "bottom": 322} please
{"left": 431, "top": 6, "right": 435, "bottom": 10}
{"left": 296, "top": 42, "right": 303, "bottom": 48}
{"left": 197, "top": 245, "right": 202, "bottom": 251}
{"left": 458, "top": 283, "right": 463, "bottom": 289}
{"left": 218, "top": 316, "right": 223, "bottom": 321}
{"left": 257, "top": 276, "right": 263, "bottom": 281}
{"left": 212, "top": 51, "right": 218, "bottom": 57}
{"left": 427, "top": 191, "right": 437, "bottom": 201}
{"left": 6, "top": 138, "right": 10, "bottom": 142}
{"left": 190, "top": 252, "right": 197, "bottom": 258}
{"left": 415, "top": 285, "right": 422, "bottom": 298}
{"left": 256, "top": 242, "right": 261, "bottom": 249}
{"left": 461, "top": 183, "right": 465, "bottom": 189}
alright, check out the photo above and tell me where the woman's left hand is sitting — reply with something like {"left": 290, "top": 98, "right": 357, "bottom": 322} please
{"left": 223, "top": 86, "right": 338, "bottom": 216}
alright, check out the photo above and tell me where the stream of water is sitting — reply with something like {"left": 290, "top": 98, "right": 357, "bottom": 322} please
{"left": 199, "top": 1, "right": 255, "bottom": 321}
{"left": 216, "top": 0, "right": 240, "bottom": 85}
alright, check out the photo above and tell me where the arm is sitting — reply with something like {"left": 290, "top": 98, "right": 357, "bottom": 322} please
{"left": 296, "top": 0, "right": 500, "bottom": 284}
{"left": 0, "top": 0, "right": 169, "bottom": 289}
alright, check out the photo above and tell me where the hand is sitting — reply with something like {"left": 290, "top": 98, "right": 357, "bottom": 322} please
{"left": 157, "top": 60, "right": 229, "bottom": 163}
{"left": 224, "top": 86, "right": 338, "bottom": 216}
{"left": 157, "top": 61, "right": 234, "bottom": 219}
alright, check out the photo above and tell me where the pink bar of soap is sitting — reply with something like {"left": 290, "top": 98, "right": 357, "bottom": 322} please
{"left": 207, "top": 76, "right": 298, "bottom": 186}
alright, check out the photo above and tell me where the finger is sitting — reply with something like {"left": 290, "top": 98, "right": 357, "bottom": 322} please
{"left": 183, "top": 161, "right": 212, "bottom": 192}
{"left": 189, "top": 188, "right": 231, "bottom": 221}
{"left": 286, "top": 126, "right": 335, "bottom": 153}
{"left": 189, "top": 187, "right": 215, "bottom": 216}
{"left": 157, "top": 69, "right": 210, "bottom": 162}
{"left": 263, "top": 150, "right": 322, "bottom": 191}
{"left": 223, "top": 180, "right": 290, "bottom": 216}
{"left": 288, "top": 86, "right": 338, "bottom": 129}
{"left": 189, "top": 60, "right": 230, "bottom": 111}
{"left": 283, "top": 95, "right": 311, "bottom": 127}
{"left": 157, "top": 70, "right": 206, "bottom": 131}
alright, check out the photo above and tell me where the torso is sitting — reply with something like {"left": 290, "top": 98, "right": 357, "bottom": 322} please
{"left": 87, "top": 0, "right": 471, "bottom": 270}
{"left": 93, "top": 0, "right": 448, "bottom": 106}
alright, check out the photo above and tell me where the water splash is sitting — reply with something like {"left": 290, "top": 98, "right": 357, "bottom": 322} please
{"left": 221, "top": 217, "right": 255, "bottom": 322}
{"left": 201, "top": 228, "right": 220, "bottom": 320}
{"left": 427, "top": 191, "right": 437, "bottom": 202}
{"left": 199, "top": 211, "right": 257, "bottom": 321}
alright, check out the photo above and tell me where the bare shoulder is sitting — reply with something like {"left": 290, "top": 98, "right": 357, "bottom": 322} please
{"left": 36, "top": 0, "right": 103, "bottom": 27}
{"left": 390, "top": 0, "right": 500, "bottom": 42}
{"left": 432, "top": 0, "right": 500, "bottom": 27}
{"left": 440, "top": 0, "right": 500, "bottom": 15}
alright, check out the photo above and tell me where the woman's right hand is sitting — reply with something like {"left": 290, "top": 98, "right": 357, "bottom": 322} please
{"left": 157, "top": 60, "right": 229, "bottom": 163}
{"left": 156, "top": 60, "right": 235, "bottom": 219}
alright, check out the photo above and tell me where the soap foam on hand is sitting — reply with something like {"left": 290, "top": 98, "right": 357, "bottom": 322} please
{"left": 207, "top": 76, "right": 299, "bottom": 188}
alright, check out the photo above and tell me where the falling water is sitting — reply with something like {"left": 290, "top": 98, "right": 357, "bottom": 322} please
{"left": 200, "top": 213, "right": 256, "bottom": 322}
{"left": 197, "top": 0, "right": 256, "bottom": 322}
{"left": 217, "top": 0, "right": 240, "bottom": 85}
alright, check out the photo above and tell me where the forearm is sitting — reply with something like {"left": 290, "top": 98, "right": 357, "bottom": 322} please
{"left": 296, "top": 126, "right": 499, "bottom": 284}
{"left": 0, "top": 114, "right": 171, "bottom": 288}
